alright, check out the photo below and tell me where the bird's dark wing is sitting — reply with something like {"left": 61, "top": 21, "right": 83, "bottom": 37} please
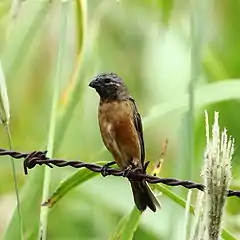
{"left": 129, "top": 97, "right": 145, "bottom": 167}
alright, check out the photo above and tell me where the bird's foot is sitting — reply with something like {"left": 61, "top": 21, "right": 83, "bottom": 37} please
{"left": 101, "top": 161, "right": 116, "bottom": 177}
{"left": 122, "top": 165, "right": 133, "bottom": 178}
{"left": 122, "top": 166, "right": 142, "bottom": 178}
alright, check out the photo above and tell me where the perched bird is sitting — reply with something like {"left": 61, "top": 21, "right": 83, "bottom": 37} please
{"left": 89, "top": 72, "right": 160, "bottom": 212}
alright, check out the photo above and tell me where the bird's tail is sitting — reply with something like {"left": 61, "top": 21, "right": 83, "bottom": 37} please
{"left": 130, "top": 180, "right": 160, "bottom": 212}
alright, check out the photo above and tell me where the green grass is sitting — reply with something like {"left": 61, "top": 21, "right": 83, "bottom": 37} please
{"left": 4, "top": 127, "right": 23, "bottom": 240}
{"left": 39, "top": 1, "right": 69, "bottom": 239}
{"left": 0, "top": 59, "right": 22, "bottom": 239}
{"left": 0, "top": 1, "right": 240, "bottom": 240}
{"left": 110, "top": 207, "right": 141, "bottom": 240}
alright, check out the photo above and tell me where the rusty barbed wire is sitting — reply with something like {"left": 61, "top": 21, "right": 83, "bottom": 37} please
{"left": 0, "top": 148, "right": 239, "bottom": 198}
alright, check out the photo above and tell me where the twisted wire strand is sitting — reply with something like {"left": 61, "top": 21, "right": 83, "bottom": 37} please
{"left": 0, "top": 148, "right": 239, "bottom": 198}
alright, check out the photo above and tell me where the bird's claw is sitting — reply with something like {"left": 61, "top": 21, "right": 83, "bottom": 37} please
{"left": 122, "top": 166, "right": 142, "bottom": 178}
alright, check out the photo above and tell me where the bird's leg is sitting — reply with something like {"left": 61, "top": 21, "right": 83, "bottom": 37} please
{"left": 101, "top": 161, "right": 116, "bottom": 177}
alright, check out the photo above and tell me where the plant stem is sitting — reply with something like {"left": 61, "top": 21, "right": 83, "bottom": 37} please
{"left": 39, "top": 1, "right": 68, "bottom": 239}
{"left": 4, "top": 125, "right": 23, "bottom": 240}
{"left": 189, "top": 0, "right": 201, "bottom": 179}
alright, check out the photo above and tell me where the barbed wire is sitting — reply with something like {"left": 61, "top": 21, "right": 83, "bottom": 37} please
{"left": 0, "top": 148, "right": 239, "bottom": 198}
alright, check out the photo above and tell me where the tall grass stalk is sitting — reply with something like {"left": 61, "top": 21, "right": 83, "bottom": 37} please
{"left": 0, "top": 59, "right": 23, "bottom": 239}
{"left": 74, "top": 0, "right": 86, "bottom": 53}
{"left": 39, "top": 1, "right": 69, "bottom": 239}
{"left": 184, "top": 190, "right": 193, "bottom": 240}
{"left": 3, "top": 2, "right": 49, "bottom": 78}
{"left": 5, "top": 126, "right": 23, "bottom": 240}
{"left": 110, "top": 208, "right": 141, "bottom": 240}
{"left": 183, "top": 0, "right": 202, "bottom": 236}
{"left": 190, "top": 191, "right": 205, "bottom": 240}
{"left": 189, "top": 0, "right": 200, "bottom": 179}
{"left": 54, "top": 0, "right": 86, "bottom": 153}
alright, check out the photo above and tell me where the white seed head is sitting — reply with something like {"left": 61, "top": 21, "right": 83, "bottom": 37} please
{"left": 203, "top": 111, "right": 233, "bottom": 240}
{"left": 191, "top": 111, "right": 233, "bottom": 240}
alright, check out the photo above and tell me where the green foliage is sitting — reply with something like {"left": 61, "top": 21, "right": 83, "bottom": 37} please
{"left": 110, "top": 208, "right": 141, "bottom": 240}
{"left": 39, "top": 1, "right": 69, "bottom": 239}
{"left": 0, "top": 60, "right": 22, "bottom": 239}
{"left": 42, "top": 163, "right": 102, "bottom": 208}
{"left": 0, "top": 0, "right": 240, "bottom": 239}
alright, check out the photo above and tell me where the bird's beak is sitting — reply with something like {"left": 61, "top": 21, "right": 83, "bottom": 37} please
{"left": 89, "top": 79, "right": 99, "bottom": 89}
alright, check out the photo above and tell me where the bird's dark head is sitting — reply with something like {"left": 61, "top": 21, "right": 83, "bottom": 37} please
{"left": 89, "top": 72, "right": 129, "bottom": 100}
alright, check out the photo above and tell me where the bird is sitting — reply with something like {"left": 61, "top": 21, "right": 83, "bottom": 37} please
{"left": 89, "top": 72, "right": 160, "bottom": 212}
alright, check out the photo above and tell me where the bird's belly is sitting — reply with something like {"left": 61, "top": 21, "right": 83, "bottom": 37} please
{"left": 98, "top": 100, "right": 141, "bottom": 169}
{"left": 100, "top": 118, "right": 140, "bottom": 169}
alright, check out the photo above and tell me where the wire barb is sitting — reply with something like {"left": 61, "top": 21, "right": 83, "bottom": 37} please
{"left": 0, "top": 148, "right": 239, "bottom": 198}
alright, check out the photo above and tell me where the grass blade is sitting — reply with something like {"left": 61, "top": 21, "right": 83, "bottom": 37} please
{"left": 0, "top": 60, "right": 22, "bottom": 239}
{"left": 42, "top": 162, "right": 105, "bottom": 208}
{"left": 4, "top": 169, "right": 45, "bottom": 240}
{"left": 3, "top": 3, "right": 52, "bottom": 239}
{"left": 110, "top": 207, "right": 141, "bottom": 240}
{"left": 4, "top": 127, "right": 23, "bottom": 240}
{"left": 144, "top": 80, "right": 240, "bottom": 128}
{"left": 54, "top": 0, "right": 87, "bottom": 153}
{"left": 184, "top": 190, "right": 193, "bottom": 240}
{"left": 2, "top": 2, "right": 49, "bottom": 79}
{"left": 74, "top": 0, "right": 86, "bottom": 53}
{"left": 39, "top": 1, "right": 69, "bottom": 239}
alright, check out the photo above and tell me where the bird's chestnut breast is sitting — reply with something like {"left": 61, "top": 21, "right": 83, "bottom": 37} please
{"left": 98, "top": 100, "right": 141, "bottom": 165}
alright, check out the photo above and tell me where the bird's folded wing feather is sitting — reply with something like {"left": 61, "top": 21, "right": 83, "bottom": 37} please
{"left": 129, "top": 97, "right": 145, "bottom": 167}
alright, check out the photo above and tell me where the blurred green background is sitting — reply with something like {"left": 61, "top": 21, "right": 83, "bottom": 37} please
{"left": 0, "top": 0, "right": 240, "bottom": 239}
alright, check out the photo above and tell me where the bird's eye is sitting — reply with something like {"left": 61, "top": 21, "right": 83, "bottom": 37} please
{"left": 105, "top": 78, "right": 111, "bottom": 84}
